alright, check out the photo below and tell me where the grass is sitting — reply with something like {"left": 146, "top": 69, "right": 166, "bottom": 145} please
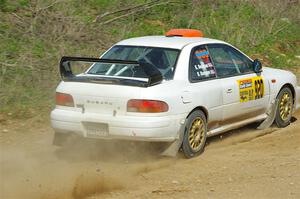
{"left": 0, "top": 0, "right": 299, "bottom": 118}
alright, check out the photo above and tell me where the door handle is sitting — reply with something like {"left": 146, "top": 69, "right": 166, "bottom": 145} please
{"left": 227, "top": 88, "right": 233, "bottom": 93}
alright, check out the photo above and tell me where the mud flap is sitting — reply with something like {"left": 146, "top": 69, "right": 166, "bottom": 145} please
{"left": 257, "top": 99, "right": 278, "bottom": 130}
{"left": 160, "top": 120, "right": 186, "bottom": 157}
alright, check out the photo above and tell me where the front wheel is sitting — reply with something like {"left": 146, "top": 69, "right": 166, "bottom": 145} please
{"left": 182, "top": 110, "right": 207, "bottom": 158}
{"left": 275, "top": 87, "right": 293, "bottom": 128}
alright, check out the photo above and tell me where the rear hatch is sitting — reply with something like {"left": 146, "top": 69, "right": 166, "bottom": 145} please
{"left": 56, "top": 80, "right": 146, "bottom": 137}
{"left": 57, "top": 81, "right": 142, "bottom": 116}
{"left": 58, "top": 56, "right": 164, "bottom": 116}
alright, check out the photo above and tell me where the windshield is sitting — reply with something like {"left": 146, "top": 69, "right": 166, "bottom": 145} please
{"left": 87, "top": 46, "right": 180, "bottom": 80}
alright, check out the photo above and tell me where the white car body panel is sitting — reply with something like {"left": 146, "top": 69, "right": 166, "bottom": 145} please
{"left": 51, "top": 36, "right": 300, "bottom": 142}
{"left": 115, "top": 36, "right": 225, "bottom": 49}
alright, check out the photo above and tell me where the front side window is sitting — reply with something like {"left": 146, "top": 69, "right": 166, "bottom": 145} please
{"left": 208, "top": 44, "right": 253, "bottom": 78}
{"left": 87, "top": 46, "right": 180, "bottom": 80}
{"left": 207, "top": 45, "right": 240, "bottom": 77}
{"left": 190, "top": 46, "right": 217, "bottom": 81}
{"left": 227, "top": 47, "right": 253, "bottom": 73}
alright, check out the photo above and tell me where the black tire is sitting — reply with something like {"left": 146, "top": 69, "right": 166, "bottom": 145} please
{"left": 275, "top": 87, "right": 293, "bottom": 128}
{"left": 53, "top": 132, "right": 70, "bottom": 146}
{"left": 182, "top": 110, "right": 207, "bottom": 158}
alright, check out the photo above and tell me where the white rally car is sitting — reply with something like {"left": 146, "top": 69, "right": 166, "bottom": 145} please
{"left": 51, "top": 29, "right": 300, "bottom": 158}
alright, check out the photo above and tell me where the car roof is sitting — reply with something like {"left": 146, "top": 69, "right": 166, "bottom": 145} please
{"left": 115, "top": 36, "right": 226, "bottom": 49}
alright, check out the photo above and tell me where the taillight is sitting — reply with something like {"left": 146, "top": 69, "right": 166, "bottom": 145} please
{"left": 127, "top": 99, "right": 169, "bottom": 113}
{"left": 56, "top": 92, "right": 74, "bottom": 107}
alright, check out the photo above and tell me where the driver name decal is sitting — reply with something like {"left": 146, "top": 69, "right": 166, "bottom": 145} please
{"left": 192, "top": 48, "right": 216, "bottom": 79}
{"left": 194, "top": 62, "right": 216, "bottom": 77}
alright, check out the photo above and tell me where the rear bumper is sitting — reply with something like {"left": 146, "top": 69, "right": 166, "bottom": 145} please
{"left": 50, "top": 108, "right": 186, "bottom": 142}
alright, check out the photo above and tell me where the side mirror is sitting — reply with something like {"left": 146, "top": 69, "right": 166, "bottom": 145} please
{"left": 253, "top": 59, "right": 262, "bottom": 73}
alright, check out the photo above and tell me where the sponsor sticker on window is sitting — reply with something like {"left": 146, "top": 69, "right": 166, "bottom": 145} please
{"left": 191, "top": 48, "right": 216, "bottom": 80}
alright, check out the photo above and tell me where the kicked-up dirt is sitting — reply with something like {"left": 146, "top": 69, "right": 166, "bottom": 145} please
{"left": 0, "top": 109, "right": 300, "bottom": 199}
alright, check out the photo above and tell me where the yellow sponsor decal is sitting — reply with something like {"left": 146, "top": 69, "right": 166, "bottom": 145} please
{"left": 238, "top": 76, "right": 264, "bottom": 102}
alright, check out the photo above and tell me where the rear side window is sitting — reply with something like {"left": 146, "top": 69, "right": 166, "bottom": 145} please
{"left": 190, "top": 46, "right": 217, "bottom": 81}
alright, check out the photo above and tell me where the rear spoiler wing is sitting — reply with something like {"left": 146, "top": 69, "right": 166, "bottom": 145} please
{"left": 59, "top": 56, "right": 163, "bottom": 87}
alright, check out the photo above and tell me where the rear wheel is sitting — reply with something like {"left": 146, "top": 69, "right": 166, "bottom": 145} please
{"left": 275, "top": 87, "right": 293, "bottom": 128}
{"left": 182, "top": 110, "right": 207, "bottom": 158}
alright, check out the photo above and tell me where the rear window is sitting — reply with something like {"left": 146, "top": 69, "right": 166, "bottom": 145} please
{"left": 87, "top": 46, "right": 180, "bottom": 80}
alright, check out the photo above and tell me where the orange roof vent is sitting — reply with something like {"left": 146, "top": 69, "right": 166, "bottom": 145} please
{"left": 165, "top": 29, "right": 204, "bottom": 37}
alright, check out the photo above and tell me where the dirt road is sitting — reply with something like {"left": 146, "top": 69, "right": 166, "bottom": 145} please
{"left": 1, "top": 109, "right": 300, "bottom": 199}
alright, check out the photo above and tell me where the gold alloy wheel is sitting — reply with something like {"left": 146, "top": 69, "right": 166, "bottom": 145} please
{"left": 279, "top": 92, "right": 293, "bottom": 121}
{"left": 188, "top": 117, "right": 205, "bottom": 151}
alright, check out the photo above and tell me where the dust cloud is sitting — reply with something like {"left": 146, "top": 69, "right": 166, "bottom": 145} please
{"left": 0, "top": 131, "right": 174, "bottom": 199}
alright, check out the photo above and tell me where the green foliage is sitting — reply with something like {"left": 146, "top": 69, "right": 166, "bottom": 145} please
{"left": 32, "top": 40, "right": 46, "bottom": 58}
{"left": 18, "top": 0, "right": 29, "bottom": 7}
{"left": 0, "top": 0, "right": 299, "bottom": 117}
{"left": 0, "top": 0, "right": 6, "bottom": 10}
{"left": 89, "top": 0, "right": 117, "bottom": 9}
{"left": 0, "top": 0, "right": 29, "bottom": 11}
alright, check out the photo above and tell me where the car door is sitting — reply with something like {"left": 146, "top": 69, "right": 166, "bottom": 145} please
{"left": 207, "top": 44, "right": 270, "bottom": 125}
{"left": 226, "top": 45, "right": 270, "bottom": 116}
{"left": 188, "top": 45, "right": 223, "bottom": 130}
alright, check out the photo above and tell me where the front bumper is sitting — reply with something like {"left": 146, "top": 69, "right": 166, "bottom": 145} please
{"left": 50, "top": 108, "right": 186, "bottom": 142}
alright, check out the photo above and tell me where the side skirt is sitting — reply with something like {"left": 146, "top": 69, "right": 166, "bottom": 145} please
{"left": 207, "top": 114, "right": 267, "bottom": 137}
